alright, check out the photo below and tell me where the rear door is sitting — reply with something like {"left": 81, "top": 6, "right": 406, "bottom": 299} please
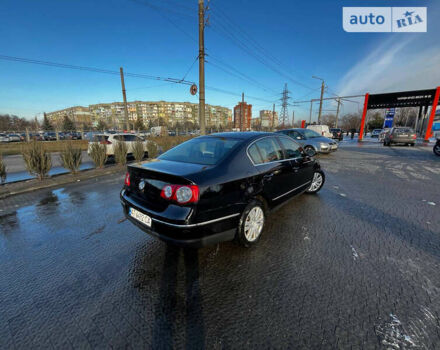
{"left": 277, "top": 136, "right": 314, "bottom": 191}
{"left": 250, "top": 136, "right": 295, "bottom": 203}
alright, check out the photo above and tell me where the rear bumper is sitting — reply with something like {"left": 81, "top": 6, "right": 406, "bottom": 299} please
{"left": 390, "top": 138, "right": 415, "bottom": 144}
{"left": 120, "top": 190, "right": 238, "bottom": 247}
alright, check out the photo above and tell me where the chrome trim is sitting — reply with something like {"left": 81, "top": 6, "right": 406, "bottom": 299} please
{"left": 272, "top": 181, "right": 311, "bottom": 201}
{"left": 246, "top": 135, "right": 304, "bottom": 167}
{"left": 153, "top": 213, "right": 240, "bottom": 228}
{"left": 122, "top": 192, "right": 240, "bottom": 228}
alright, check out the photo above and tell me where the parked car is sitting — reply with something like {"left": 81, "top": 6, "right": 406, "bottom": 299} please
{"left": 7, "top": 134, "right": 21, "bottom": 142}
{"left": 276, "top": 128, "right": 338, "bottom": 156}
{"left": 88, "top": 133, "right": 150, "bottom": 157}
{"left": 433, "top": 137, "right": 440, "bottom": 156}
{"left": 120, "top": 132, "right": 325, "bottom": 247}
{"left": 307, "top": 124, "right": 333, "bottom": 138}
{"left": 383, "top": 127, "right": 417, "bottom": 146}
{"left": 329, "top": 128, "right": 343, "bottom": 141}
{"left": 43, "top": 132, "right": 57, "bottom": 141}
{"left": 371, "top": 129, "right": 382, "bottom": 138}
{"left": 0, "top": 133, "right": 10, "bottom": 143}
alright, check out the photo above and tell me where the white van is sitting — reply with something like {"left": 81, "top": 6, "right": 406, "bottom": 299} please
{"left": 307, "top": 125, "right": 333, "bottom": 138}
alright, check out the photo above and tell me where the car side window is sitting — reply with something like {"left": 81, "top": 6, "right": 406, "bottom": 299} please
{"left": 254, "top": 137, "right": 283, "bottom": 163}
{"left": 248, "top": 144, "right": 263, "bottom": 164}
{"left": 288, "top": 131, "right": 302, "bottom": 140}
{"left": 278, "top": 137, "right": 302, "bottom": 159}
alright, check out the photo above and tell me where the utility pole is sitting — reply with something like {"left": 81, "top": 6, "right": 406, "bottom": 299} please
{"left": 120, "top": 67, "right": 129, "bottom": 131}
{"left": 318, "top": 80, "right": 324, "bottom": 124}
{"left": 198, "top": 0, "right": 206, "bottom": 135}
{"left": 272, "top": 103, "right": 275, "bottom": 130}
{"left": 240, "top": 92, "right": 244, "bottom": 131}
{"left": 292, "top": 110, "right": 295, "bottom": 127}
{"left": 309, "top": 100, "right": 313, "bottom": 124}
{"left": 312, "top": 76, "right": 325, "bottom": 124}
{"left": 335, "top": 98, "right": 341, "bottom": 128}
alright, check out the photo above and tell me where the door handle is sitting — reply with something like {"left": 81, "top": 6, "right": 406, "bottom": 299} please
{"left": 263, "top": 173, "right": 274, "bottom": 181}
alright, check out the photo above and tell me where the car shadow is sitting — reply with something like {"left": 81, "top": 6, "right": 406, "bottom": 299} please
{"left": 134, "top": 245, "right": 205, "bottom": 349}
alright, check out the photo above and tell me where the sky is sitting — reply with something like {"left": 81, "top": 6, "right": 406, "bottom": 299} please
{"left": 0, "top": 0, "right": 439, "bottom": 121}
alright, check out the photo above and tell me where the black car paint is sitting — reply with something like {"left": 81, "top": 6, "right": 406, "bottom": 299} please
{"left": 120, "top": 132, "right": 321, "bottom": 247}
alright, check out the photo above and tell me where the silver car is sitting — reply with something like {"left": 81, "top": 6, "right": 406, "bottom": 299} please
{"left": 276, "top": 128, "right": 338, "bottom": 156}
{"left": 0, "top": 133, "right": 10, "bottom": 143}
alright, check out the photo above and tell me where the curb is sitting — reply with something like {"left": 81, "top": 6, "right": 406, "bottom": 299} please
{"left": 0, "top": 166, "right": 126, "bottom": 200}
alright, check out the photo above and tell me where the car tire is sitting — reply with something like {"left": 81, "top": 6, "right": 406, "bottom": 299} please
{"left": 410, "top": 143, "right": 415, "bottom": 147}
{"left": 236, "top": 199, "right": 265, "bottom": 248}
{"left": 304, "top": 146, "right": 316, "bottom": 157}
{"left": 305, "top": 170, "right": 325, "bottom": 194}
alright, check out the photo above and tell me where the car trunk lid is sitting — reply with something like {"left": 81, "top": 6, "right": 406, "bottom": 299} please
{"left": 126, "top": 160, "right": 211, "bottom": 211}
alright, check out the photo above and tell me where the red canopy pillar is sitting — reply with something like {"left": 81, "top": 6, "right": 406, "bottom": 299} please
{"left": 424, "top": 86, "right": 440, "bottom": 142}
{"left": 358, "top": 93, "right": 369, "bottom": 142}
{"left": 301, "top": 120, "right": 306, "bottom": 128}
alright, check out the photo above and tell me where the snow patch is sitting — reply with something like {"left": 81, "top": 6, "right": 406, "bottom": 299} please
{"left": 427, "top": 202, "right": 436, "bottom": 206}
{"left": 339, "top": 193, "right": 347, "bottom": 197}
{"left": 375, "top": 313, "right": 417, "bottom": 349}
{"left": 351, "top": 245, "right": 359, "bottom": 260}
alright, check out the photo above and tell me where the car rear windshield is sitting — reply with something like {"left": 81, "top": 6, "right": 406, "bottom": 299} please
{"left": 394, "top": 128, "right": 414, "bottom": 134}
{"left": 92, "top": 135, "right": 109, "bottom": 142}
{"left": 158, "top": 137, "right": 241, "bottom": 165}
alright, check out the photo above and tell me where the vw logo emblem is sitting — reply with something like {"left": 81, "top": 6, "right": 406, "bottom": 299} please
{"left": 138, "top": 180, "right": 146, "bottom": 191}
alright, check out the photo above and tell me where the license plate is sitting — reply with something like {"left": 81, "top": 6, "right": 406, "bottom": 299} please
{"left": 399, "top": 134, "right": 408, "bottom": 137}
{"left": 129, "top": 207, "right": 152, "bottom": 227}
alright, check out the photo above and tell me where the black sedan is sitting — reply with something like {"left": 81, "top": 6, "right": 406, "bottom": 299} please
{"left": 120, "top": 132, "right": 325, "bottom": 248}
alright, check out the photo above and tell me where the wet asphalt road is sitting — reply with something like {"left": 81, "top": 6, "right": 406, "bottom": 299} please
{"left": 0, "top": 141, "right": 439, "bottom": 349}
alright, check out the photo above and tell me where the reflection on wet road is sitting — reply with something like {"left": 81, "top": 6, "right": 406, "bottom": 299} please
{"left": 0, "top": 145, "right": 439, "bottom": 348}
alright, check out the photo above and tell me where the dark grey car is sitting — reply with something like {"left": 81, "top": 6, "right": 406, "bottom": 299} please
{"left": 383, "top": 127, "right": 417, "bottom": 147}
{"left": 276, "top": 128, "right": 338, "bottom": 156}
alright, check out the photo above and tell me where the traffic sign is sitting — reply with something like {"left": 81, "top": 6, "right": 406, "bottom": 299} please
{"left": 190, "top": 84, "right": 197, "bottom": 95}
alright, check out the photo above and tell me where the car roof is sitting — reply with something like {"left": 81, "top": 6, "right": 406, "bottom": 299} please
{"left": 277, "top": 128, "right": 307, "bottom": 132}
{"left": 209, "top": 131, "right": 273, "bottom": 140}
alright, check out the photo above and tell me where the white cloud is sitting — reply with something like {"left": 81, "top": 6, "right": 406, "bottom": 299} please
{"left": 336, "top": 36, "right": 440, "bottom": 97}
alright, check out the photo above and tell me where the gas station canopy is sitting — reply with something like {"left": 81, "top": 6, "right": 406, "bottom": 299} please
{"left": 359, "top": 87, "right": 440, "bottom": 141}
{"left": 367, "top": 89, "right": 438, "bottom": 109}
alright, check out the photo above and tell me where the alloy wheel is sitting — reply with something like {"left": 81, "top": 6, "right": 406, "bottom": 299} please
{"left": 307, "top": 172, "right": 323, "bottom": 192}
{"left": 244, "top": 207, "right": 264, "bottom": 242}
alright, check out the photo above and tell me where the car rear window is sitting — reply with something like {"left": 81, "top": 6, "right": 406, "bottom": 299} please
{"left": 394, "top": 128, "right": 414, "bottom": 134}
{"left": 93, "top": 135, "right": 109, "bottom": 142}
{"left": 158, "top": 137, "right": 241, "bottom": 165}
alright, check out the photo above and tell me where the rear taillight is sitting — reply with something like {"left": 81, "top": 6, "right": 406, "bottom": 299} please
{"left": 100, "top": 140, "right": 112, "bottom": 145}
{"left": 412, "top": 134, "right": 417, "bottom": 139}
{"left": 389, "top": 135, "right": 393, "bottom": 139}
{"left": 160, "top": 184, "right": 199, "bottom": 204}
{"left": 124, "top": 172, "right": 130, "bottom": 186}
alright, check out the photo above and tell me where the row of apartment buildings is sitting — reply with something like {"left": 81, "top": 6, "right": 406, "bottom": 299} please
{"left": 46, "top": 100, "right": 279, "bottom": 131}
{"left": 46, "top": 101, "right": 233, "bottom": 130}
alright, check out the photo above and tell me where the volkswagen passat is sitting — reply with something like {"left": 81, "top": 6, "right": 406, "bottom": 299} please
{"left": 120, "top": 132, "right": 325, "bottom": 248}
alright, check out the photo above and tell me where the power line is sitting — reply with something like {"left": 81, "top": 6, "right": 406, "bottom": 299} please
{"left": 205, "top": 85, "right": 276, "bottom": 104}
{"left": 208, "top": 3, "right": 316, "bottom": 92}
{"left": 0, "top": 54, "right": 196, "bottom": 85}
{"left": 206, "top": 58, "right": 277, "bottom": 94}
